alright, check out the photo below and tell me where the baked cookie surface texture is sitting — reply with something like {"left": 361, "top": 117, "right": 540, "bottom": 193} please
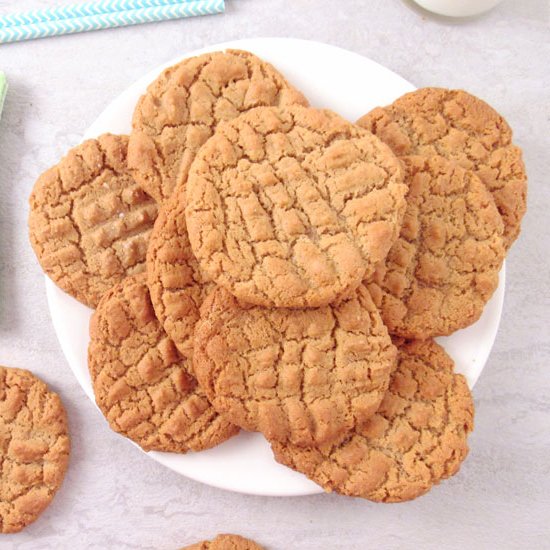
{"left": 29, "top": 134, "right": 158, "bottom": 308}
{"left": 129, "top": 49, "right": 309, "bottom": 203}
{"left": 358, "top": 87, "right": 527, "bottom": 247}
{"left": 182, "top": 533, "right": 264, "bottom": 550}
{"left": 0, "top": 366, "right": 70, "bottom": 533}
{"left": 193, "top": 285, "right": 396, "bottom": 447}
{"left": 367, "top": 155, "right": 505, "bottom": 339}
{"left": 146, "top": 188, "right": 214, "bottom": 359}
{"left": 272, "top": 339, "right": 474, "bottom": 503}
{"left": 88, "top": 273, "right": 238, "bottom": 453}
{"left": 186, "top": 105, "right": 407, "bottom": 308}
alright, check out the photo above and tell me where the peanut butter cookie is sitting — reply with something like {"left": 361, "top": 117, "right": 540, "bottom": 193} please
{"left": 182, "top": 534, "right": 264, "bottom": 550}
{"left": 0, "top": 366, "right": 70, "bottom": 533}
{"left": 146, "top": 189, "right": 214, "bottom": 359}
{"left": 193, "top": 284, "right": 396, "bottom": 447}
{"left": 129, "top": 49, "right": 308, "bottom": 203}
{"left": 29, "top": 134, "right": 158, "bottom": 308}
{"left": 358, "top": 87, "right": 527, "bottom": 248}
{"left": 185, "top": 105, "right": 407, "bottom": 308}
{"left": 272, "top": 339, "right": 474, "bottom": 503}
{"left": 366, "top": 155, "right": 505, "bottom": 339}
{"left": 88, "top": 273, "right": 238, "bottom": 453}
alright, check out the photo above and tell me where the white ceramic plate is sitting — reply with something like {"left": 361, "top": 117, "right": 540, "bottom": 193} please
{"left": 45, "top": 37, "right": 505, "bottom": 497}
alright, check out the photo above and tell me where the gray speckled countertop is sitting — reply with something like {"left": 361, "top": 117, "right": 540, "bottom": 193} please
{"left": 1, "top": 0, "right": 549, "bottom": 548}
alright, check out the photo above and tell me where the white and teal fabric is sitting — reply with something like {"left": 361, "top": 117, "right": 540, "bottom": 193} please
{"left": 0, "top": 0, "right": 224, "bottom": 43}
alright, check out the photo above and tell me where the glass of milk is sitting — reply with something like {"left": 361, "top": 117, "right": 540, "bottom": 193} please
{"left": 412, "top": 0, "right": 505, "bottom": 17}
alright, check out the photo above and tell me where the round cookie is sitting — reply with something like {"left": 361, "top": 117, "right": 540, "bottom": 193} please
{"left": 88, "top": 273, "right": 238, "bottom": 453}
{"left": 29, "top": 134, "right": 158, "bottom": 308}
{"left": 182, "top": 534, "right": 264, "bottom": 550}
{"left": 147, "top": 188, "right": 214, "bottom": 359}
{"left": 357, "top": 87, "right": 527, "bottom": 248}
{"left": 185, "top": 105, "right": 407, "bottom": 308}
{"left": 129, "top": 49, "right": 308, "bottom": 203}
{"left": 366, "top": 155, "right": 505, "bottom": 339}
{"left": 272, "top": 339, "right": 474, "bottom": 503}
{"left": 0, "top": 366, "right": 70, "bottom": 533}
{"left": 193, "top": 284, "right": 397, "bottom": 448}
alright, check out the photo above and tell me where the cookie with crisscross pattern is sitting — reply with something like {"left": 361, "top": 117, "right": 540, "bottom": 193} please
{"left": 366, "top": 155, "right": 505, "bottom": 339}
{"left": 272, "top": 339, "right": 474, "bottom": 503}
{"left": 185, "top": 105, "right": 406, "bottom": 308}
{"left": 29, "top": 134, "right": 158, "bottom": 308}
{"left": 0, "top": 366, "right": 70, "bottom": 533}
{"left": 358, "top": 87, "right": 527, "bottom": 248}
{"left": 88, "top": 273, "right": 238, "bottom": 453}
{"left": 129, "top": 49, "right": 308, "bottom": 203}
{"left": 193, "top": 284, "right": 396, "bottom": 447}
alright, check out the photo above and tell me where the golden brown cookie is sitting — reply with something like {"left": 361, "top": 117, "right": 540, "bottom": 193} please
{"left": 366, "top": 155, "right": 505, "bottom": 339}
{"left": 29, "top": 134, "right": 158, "bottom": 308}
{"left": 272, "top": 339, "right": 474, "bottom": 503}
{"left": 88, "top": 273, "right": 238, "bottom": 453}
{"left": 129, "top": 49, "right": 308, "bottom": 203}
{"left": 0, "top": 366, "right": 70, "bottom": 533}
{"left": 357, "top": 87, "right": 527, "bottom": 248}
{"left": 182, "top": 534, "right": 264, "bottom": 550}
{"left": 146, "top": 188, "right": 214, "bottom": 359}
{"left": 193, "top": 284, "right": 396, "bottom": 447}
{"left": 185, "top": 105, "right": 407, "bottom": 308}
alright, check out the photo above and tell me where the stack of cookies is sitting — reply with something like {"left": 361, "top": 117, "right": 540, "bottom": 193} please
{"left": 28, "top": 49, "right": 527, "bottom": 503}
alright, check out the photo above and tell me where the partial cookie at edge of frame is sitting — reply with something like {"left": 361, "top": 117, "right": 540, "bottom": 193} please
{"left": 0, "top": 366, "right": 70, "bottom": 534}
{"left": 181, "top": 533, "right": 265, "bottom": 550}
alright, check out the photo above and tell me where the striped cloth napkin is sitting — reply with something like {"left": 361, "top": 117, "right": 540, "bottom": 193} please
{"left": 0, "top": 0, "right": 224, "bottom": 44}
